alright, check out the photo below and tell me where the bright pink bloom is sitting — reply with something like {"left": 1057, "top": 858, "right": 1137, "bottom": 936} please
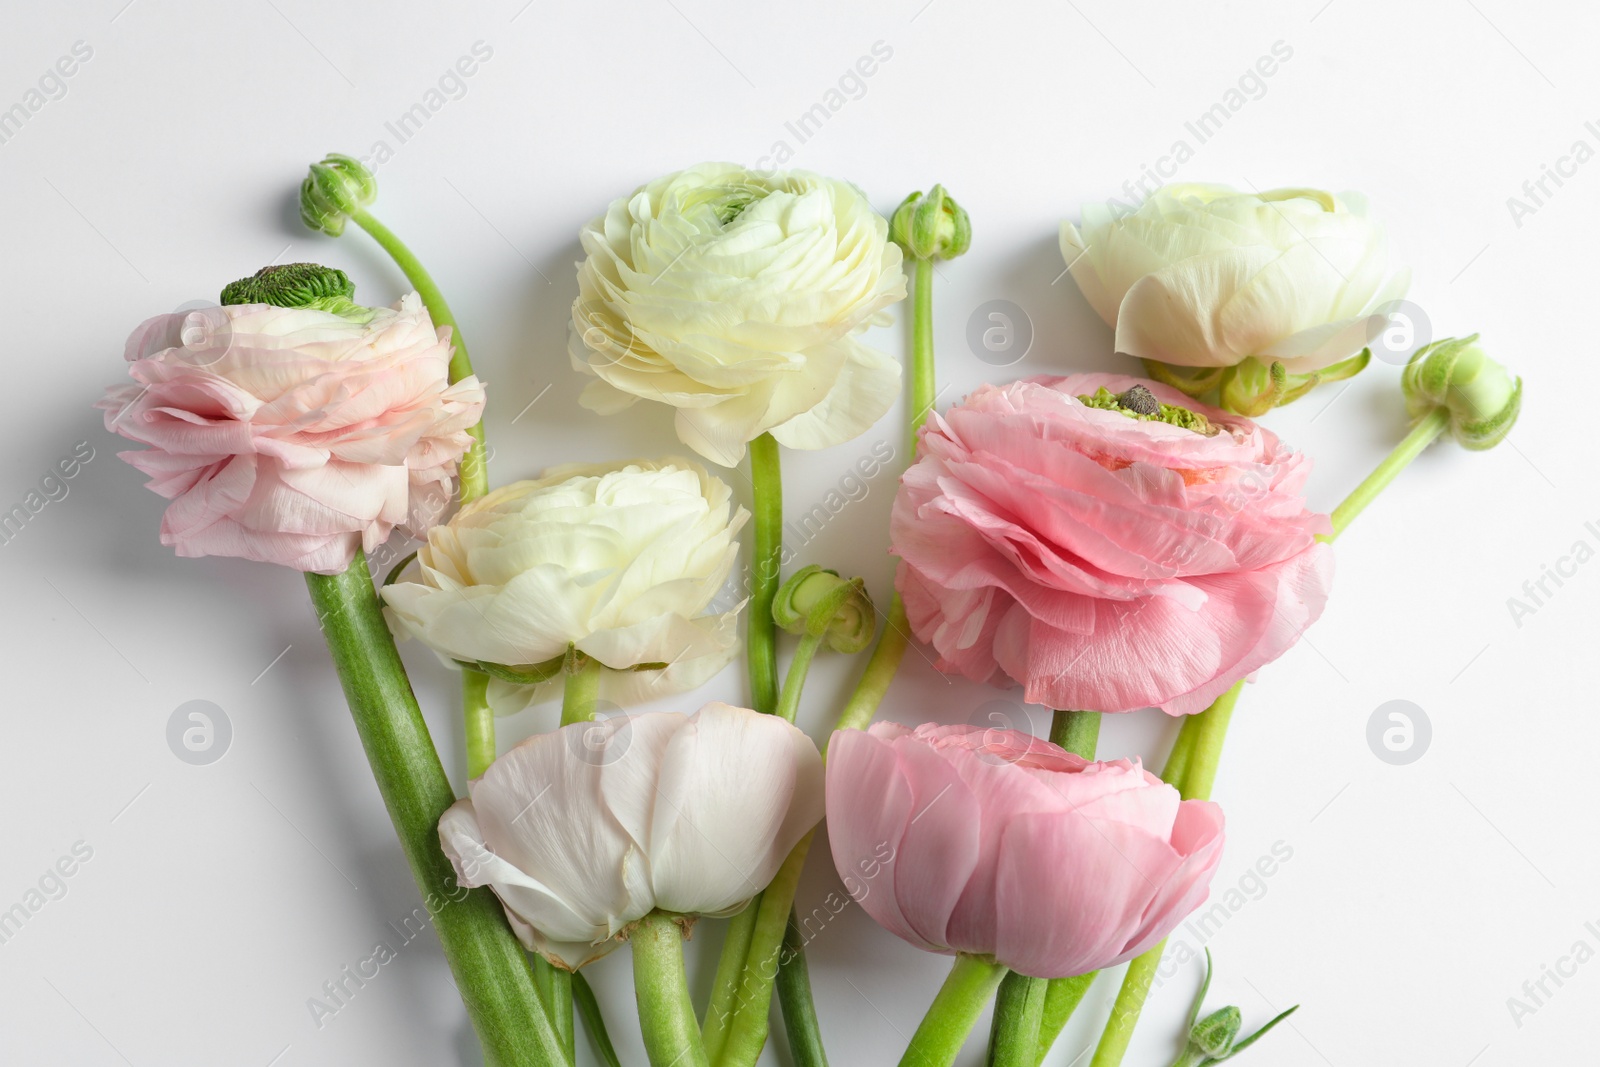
{"left": 892, "top": 373, "right": 1332, "bottom": 715}
{"left": 98, "top": 296, "right": 485, "bottom": 574}
{"left": 826, "top": 723, "right": 1224, "bottom": 978}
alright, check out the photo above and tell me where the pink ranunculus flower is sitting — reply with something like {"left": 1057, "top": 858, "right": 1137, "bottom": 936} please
{"left": 892, "top": 373, "right": 1333, "bottom": 716}
{"left": 98, "top": 295, "right": 485, "bottom": 574}
{"left": 827, "top": 723, "right": 1224, "bottom": 978}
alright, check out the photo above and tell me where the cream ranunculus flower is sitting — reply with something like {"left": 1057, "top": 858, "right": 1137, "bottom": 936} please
{"left": 439, "top": 702, "right": 823, "bottom": 969}
{"left": 1060, "top": 184, "right": 1408, "bottom": 411}
{"left": 569, "top": 163, "right": 907, "bottom": 466}
{"left": 380, "top": 458, "right": 746, "bottom": 708}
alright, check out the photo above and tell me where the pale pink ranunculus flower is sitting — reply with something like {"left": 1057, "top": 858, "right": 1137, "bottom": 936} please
{"left": 892, "top": 373, "right": 1332, "bottom": 716}
{"left": 827, "top": 723, "right": 1224, "bottom": 979}
{"left": 440, "top": 702, "right": 823, "bottom": 969}
{"left": 98, "top": 295, "right": 485, "bottom": 574}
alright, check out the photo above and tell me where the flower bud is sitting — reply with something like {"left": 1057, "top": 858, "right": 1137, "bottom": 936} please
{"left": 1401, "top": 334, "right": 1522, "bottom": 450}
{"left": 1188, "top": 1006, "right": 1242, "bottom": 1058}
{"left": 889, "top": 184, "right": 971, "bottom": 261}
{"left": 219, "top": 262, "right": 363, "bottom": 316}
{"left": 772, "top": 564, "right": 876, "bottom": 653}
{"left": 301, "top": 152, "right": 377, "bottom": 237}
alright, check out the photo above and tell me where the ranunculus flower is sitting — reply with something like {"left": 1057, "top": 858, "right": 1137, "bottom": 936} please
{"left": 382, "top": 458, "right": 746, "bottom": 708}
{"left": 1060, "top": 184, "right": 1407, "bottom": 375}
{"left": 440, "top": 702, "right": 823, "bottom": 969}
{"left": 892, "top": 374, "right": 1333, "bottom": 715}
{"left": 827, "top": 723, "right": 1224, "bottom": 978}
{"left": 569, "top": 163, "right": 906, "bottom": 467}
{"left": 98, "top": 294, "right": 484, "bottom": 574}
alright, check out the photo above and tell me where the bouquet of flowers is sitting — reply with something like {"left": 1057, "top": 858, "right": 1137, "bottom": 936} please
{"left": 101, "top": 157, "right": 1521, "bottom": 1066}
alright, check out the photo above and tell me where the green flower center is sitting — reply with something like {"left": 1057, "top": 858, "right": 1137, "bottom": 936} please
{"left": 1077, "top": 385, "right": 1217, "bottom": 435}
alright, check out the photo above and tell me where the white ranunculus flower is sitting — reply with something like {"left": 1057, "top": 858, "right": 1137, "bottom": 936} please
{"left": 439, "top": 702, "right": 823, "bottom": 969}
{"left": 381, "top": 458, "right": 746, "bottom": 708}
{"left": 569, "top": 163, "right": 907, "bottom": 467}
{"left": 1060, "top": 184, "right": 1408, "bottom": 374}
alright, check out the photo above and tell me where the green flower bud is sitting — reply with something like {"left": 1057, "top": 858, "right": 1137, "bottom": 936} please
{"left": 1189, "top": 1006, "right": 1242, "bottom": 1058}
{"left": 301, "top": 152, "right": 377, "bottom": 237}
{"left": 889, "top": 184, "right": 971, "bottom": 261}
{"left": 772, "top": 565, "right": 876, "bottom": 653}
{"left": 1401, "top": 334, "right": 1522, "bottom": 450}
{"left": 218, "top": 262, "right": 372, "bottom": 320}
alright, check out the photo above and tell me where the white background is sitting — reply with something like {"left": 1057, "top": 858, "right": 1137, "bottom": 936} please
{"left": 1, "top": 1, "right": 1592, "bottom": 1064}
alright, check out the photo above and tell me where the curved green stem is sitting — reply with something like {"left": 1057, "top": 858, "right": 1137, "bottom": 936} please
{"left": 304, "top": 551, "right": 562, "bottom": 1066}
{"left": 1089, "top": 943, "right": 1164, "bottom": 1067}
{"left": 777, "top": 910, "right": 830, "bottom": 1067}
{"left": 775, "top": 633, "right": 823, "bottom": 725}
{"left": 462, "top": 667, "right": 495, "bottom": 779}
{"left": 1326, "top": 405, "right": 1448, "bottom": 540}
{"left": 1000, "top": 711, "right": 1100, "bottom": 1066}
{"left": 831, "top": 596, "right": 910, "bottom": 741}
{"left": 632, "top": 912, "right": 710, "bottom": 1067}
{"left": 900, "top": 954, "right": 1008, "bottom": 1067}
{"left": 712, "top": 832, "right": 815, "bottom": 1067}
{"left": 574, "top": 970, "right": 623, "bottom": 1067}
{"left": 348, "top": 206, "right": 488, "bottom": 502}
{"left": 346, "top": 206, "right": 493, "bottom": 790}
{"left": 561, "top": 655, "right": 603, "bottom": 726}
{"left": 749, "top": 433, "right": 782, "bottom": 717}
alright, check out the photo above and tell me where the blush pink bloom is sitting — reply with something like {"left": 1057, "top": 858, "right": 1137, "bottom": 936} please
{"left": 98, "top": 295, "right": 485, "bottom": 574}
{"left": 826, "top": 723, "right": 1224, "bottom": 978}
{"left": 892, "top": 373, "right": 1333, "bottom": 715}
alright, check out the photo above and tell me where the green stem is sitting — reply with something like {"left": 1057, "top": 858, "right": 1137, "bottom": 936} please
{"left": 303, "top": 551, "right": 564, "bottom": 1067}
{"left": 1086, "top": 682, "right": 1244, "bottom": 1067}
{"left": 774, "top": 633, "right": 823, "bottom": 725}
{"left": 574, "top": 971, "right": 623, "bottom": 1067}
{"left": 348, "top": 206, "right": 488, "bottom": 502}
{"left": 909, "top": 257, "right": 937, "bottom": 453}
{"left": 987, "top": 972, "right": 1047, "bottom": 1067}
{"left": 899, "top": 954, "right": 1008, "bottom": 1067}
{"left": 831, "top": 247, "right": 938, "bottom": 742}
{"left": 1161, "top": 716, "right": 1199, "bottom": 787}
{"left": 1003, "top": 712, "right": 1100, "bottom": 1066}
{"left": 1049, "top": 709, "right": 1101, "bottom": 757}
{"left": 462, "top": 667, "right": 495, "bottom": 779}
{"left": 1088, "top": 944, "right": 1165, "bottom": 1067}
{"left": 757, "top": 252, "right": 938, "bottom": 1064}
{"left": 703, "top": 901, "right": 759, "bottom": 1061}
{"left": 1034, "top": 973, "right": 1097, "bottom": 1067}
{"left": 1326, "top": 405, "right": 1449, "bottom": 540}
{"left": 713, "top": 832, "right": 815, "bottom": 1067}
{"left": 561, "top": 655, "right": 603, "bottom": 726}
{"left": 831, "top": 596, "right": 911, "bottom": 741}
{"left": 1084, "top": 406, "right": 1444, "bottom": 1067}
{"left": 347, "top": 206, "right": 494, "bottom": 790}
{"left": 777, "top": 910, "right": 830, "bottom": 1067}
{"left": 749, "top": 432, "right": 782, "bottom": 717}
{"left": 632, "top": 912, "right": 711, "bottom": 1067}
{"left": 1178, "top": 681, "right": 1243, "bottom": 802}
{"left": 534, "top": 957, "right": 574, "bottom": 1064}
